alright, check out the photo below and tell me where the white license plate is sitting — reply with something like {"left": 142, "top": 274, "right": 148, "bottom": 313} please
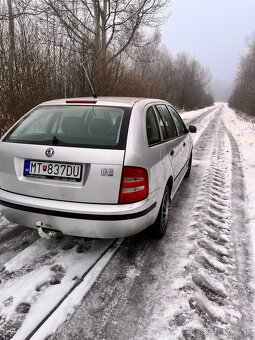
{"left": 24, "top": 160, "right": 82, "bottom": 182}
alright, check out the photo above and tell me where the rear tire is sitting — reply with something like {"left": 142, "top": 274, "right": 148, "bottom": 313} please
{"left": 151, "top": 186, "right": 170, "bottom": 238}
{"left": 185, "top": 152, "right": 192, "bottom": 178}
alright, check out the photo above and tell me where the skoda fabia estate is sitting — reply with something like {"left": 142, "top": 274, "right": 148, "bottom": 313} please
{"left": 0, "top": 97, "right": 196, "bottom": 239}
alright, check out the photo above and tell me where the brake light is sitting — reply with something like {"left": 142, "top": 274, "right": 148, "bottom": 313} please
{"left": 119, "top": 167, "right": 149, "bottom": 204}
{"left": 66, "top": 100, "right": 97, "bottom": 104}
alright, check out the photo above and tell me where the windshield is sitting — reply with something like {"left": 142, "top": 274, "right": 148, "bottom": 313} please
{"left": 4, "top": 105, "right": 131, "bottom": 149}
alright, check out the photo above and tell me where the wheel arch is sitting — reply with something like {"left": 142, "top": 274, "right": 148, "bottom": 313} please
{"left": 166, "top": 176, "right": 173, "bottom": 200}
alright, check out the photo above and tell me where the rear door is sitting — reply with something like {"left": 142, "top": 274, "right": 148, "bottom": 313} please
{"left": 168, "top": 106, "right": 191, "bottom": 168}
{"left": 154, "top": 105, "right": 183, "bottom": 180}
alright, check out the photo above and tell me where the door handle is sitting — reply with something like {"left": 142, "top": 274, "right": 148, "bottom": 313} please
{"left": 170, "top": 149, "right": 174, "bottom": 156}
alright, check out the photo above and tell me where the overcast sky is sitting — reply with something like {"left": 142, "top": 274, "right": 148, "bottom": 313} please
{"left": 161, "top": 0, "right": 255, "bottom": 100}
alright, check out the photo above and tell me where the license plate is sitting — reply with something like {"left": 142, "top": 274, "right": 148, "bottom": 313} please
{"left": 24, "top": 160, "right": 82, "bottom": 182}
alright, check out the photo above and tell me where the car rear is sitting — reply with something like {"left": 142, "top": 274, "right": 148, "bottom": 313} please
{"left": 0, "top": 98, "right": 158, "bottom": 238}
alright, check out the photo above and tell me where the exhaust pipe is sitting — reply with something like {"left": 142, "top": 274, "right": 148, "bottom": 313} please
{"left": 36, "top": 221, "right": 63, "bottom": 239}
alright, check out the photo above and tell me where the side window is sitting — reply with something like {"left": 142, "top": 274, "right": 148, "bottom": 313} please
{"left": 146, "top": 107, "right": 161, "bottom": 146}
{"left": 155, "top": 110, "right": 168, "bottom": 140}
{"left": 168, "top": 106, "right": 187, "bottom": 136}
{"left": 156, "top": 105, "right": 177, "bottom": 140}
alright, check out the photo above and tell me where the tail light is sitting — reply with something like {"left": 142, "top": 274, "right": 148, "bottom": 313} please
{"left": 119, "top": 166, "right": 149, "bottom": 204}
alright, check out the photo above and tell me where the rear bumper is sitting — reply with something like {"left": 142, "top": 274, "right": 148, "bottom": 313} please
{"left": 0, "top": 189, "right": 158, "bottom": 238}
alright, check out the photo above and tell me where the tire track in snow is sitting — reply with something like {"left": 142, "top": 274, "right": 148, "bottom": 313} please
{"left": 55, "top": 108, "right": 223, "bottom": 340}
{"left": 178, "top": 115, "right": 252, "bottom": 338}
{"left": 190, "top": 125, "right": 237, "bottom": 326}
{"left": 224, "top": 124, "right": 253, "bottom": 338}
{"left": 0, "top": 236, "right": 117, "bottom": 340}
{"left": 50, "top": 236, "right": 152, "bottom": 340}
{"left": 0, "top": 236, "right": 84, "bottom": 340}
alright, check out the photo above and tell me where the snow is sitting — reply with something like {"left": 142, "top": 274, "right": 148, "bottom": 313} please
{"left": 195, "top": 268, "right": 229, "bottom": 297}
{"left": 222, "top": 103, "right": 255, "bottom": 333}
{"left": 222, "top": 105, "right": 255, "bottom": 225}
{"left": 192, "top": 291, "right": 242, "bottom": 324}
{"left": 180, "top": 104, "right": 217, "bottom": 122}
{"left": 200, "top": 249, "right": 230, "bottom": 273}
{"left": 5, "top": 239, "right": 52, "bottom": 272}
{"left": 133, "top": 103, "right": 253, "bottom": 339}
{"left": 1, "top": 102, "right": 255, "bottom": 339}
{"left": 0, "top": 237, "right": 115, "bottom": 340}
{"left": 27, "top": 238, "right": 124, "bottom": 340}
{"left": 181, "top": 104, "right": 219, "bottom": 145}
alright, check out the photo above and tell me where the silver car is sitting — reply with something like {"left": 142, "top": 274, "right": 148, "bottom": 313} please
{"left": 0, "top": 97, "right": 196, "bottom": 239}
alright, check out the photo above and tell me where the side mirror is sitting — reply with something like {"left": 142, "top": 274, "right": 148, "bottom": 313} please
{"left": 189, "top": 125, "right": 197, "bottom": 133}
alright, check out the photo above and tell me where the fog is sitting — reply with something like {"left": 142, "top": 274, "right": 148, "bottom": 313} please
{"left": 161, "top": 0, "right": 255, "bottom": 101}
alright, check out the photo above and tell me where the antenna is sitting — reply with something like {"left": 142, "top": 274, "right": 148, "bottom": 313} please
{"left": 82, "top": 64, "right": 97, "bottom": 99}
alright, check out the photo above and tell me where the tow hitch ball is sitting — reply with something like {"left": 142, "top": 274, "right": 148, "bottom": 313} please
{"left": 36, "top": 221, "right": 62, "bottom": 239}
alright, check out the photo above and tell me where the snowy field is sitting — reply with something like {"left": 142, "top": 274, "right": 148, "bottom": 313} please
{"left": 0, "top": 103, "right": 255, "bottom": 339}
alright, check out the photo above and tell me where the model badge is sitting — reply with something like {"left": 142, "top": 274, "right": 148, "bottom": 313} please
{"left": 45, "top": 148, "right": 54, "bottom": 157}
{"left": 101, "top": 168, "right": 114, "bottom": 176}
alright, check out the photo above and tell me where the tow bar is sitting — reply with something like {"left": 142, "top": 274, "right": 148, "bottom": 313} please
{"left": 36, "top": 221, "right": 63, "bottom": 239}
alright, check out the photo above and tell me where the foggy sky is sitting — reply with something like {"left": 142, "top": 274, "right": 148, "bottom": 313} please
{"left": 161, "top": 0, "right": 255, "bottom": 100}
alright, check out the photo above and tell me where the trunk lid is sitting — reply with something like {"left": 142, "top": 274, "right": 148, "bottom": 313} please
{"left": 0, "top": 143, "right": 125, "bottom": 204}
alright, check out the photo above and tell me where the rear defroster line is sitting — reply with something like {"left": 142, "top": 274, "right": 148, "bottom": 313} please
{"left": 22, "top": 238, "right": 123, "bottom": 340}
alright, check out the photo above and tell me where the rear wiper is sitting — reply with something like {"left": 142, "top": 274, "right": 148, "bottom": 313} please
{"left": 52, "top": 136, "right": 59, "bottom": 145}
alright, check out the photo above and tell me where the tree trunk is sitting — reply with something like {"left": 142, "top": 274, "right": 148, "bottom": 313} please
{"left": 7, "top": 0, "right": 15, "bottom": 99}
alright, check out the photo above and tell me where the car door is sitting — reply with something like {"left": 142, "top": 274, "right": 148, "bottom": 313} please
{"left": 168, "top": 105, "right": 191, "bottom": 169}
{"left": 154, "top": 104, "right": 183, "bottom": 181}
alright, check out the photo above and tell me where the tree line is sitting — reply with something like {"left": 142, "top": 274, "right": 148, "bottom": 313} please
{"left": 229, "top": 34, "right": 255, "bottom": 116}
{"left": 0, "top": 0, "right": 214, "bottom": 135}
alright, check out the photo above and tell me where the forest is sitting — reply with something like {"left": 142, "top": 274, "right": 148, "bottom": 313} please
{"left": 0, "top": 0, "right": 214, "bottom": 135}
{"left": 229, "top": 34, "right": 255, "bottom": 117}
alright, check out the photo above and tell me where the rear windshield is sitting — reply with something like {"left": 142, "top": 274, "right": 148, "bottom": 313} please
{"left": 4, "top": 105, "right": 131, "bottom": 149}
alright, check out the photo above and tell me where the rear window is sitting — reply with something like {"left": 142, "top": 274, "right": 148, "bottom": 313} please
{"left": 4, "top": 105, "right": 131, "bottom": 149}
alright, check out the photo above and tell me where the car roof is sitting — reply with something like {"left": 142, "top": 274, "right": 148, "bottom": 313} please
{"left": 39, "top": 97, "right": 167, "bottom": 108}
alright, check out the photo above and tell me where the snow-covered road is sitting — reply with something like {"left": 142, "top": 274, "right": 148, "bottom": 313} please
{"left": 0, "top": 103, "right": 254, "bottom": 340}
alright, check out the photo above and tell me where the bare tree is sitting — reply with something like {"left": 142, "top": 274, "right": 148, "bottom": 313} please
{"left": 40, "top": 0, "right": 170, "bottom": 93}
{"left": 0, "top": 0, "right": 214, "bottom": 136}
{"left": 7, "top": 0, "right": 15, "bottom": 97}
{"left": 229, "top": 34, "right": 255, "bottom": 116}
